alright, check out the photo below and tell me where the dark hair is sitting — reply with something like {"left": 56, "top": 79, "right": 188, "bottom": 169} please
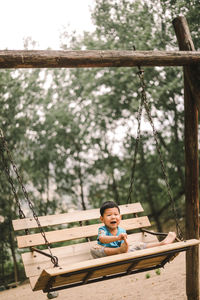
{"left": 100, "top": 201, "right": 120, "bottom": 216}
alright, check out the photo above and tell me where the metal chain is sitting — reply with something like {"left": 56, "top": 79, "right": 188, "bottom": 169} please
{"left": 136, "top": 69, "right": 183, "bottom": 240}
{"left": 0, "top": 138, "right": 27, "bottom": 221}
{"left": 127, "top": 88, "right": 144, "bottom": 204}
{"left": 0, "top": 129, "right": 59, "bottom": 267}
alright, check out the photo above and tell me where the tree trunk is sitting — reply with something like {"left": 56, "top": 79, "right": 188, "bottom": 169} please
{"left": 0, "top": 242, "right": 5, "bottom": 284}
{"left": 111, "top": 171, "right": 120, "bottom": 205}
{"left": 77, "top": 164, "right": 87, "bottom": 211}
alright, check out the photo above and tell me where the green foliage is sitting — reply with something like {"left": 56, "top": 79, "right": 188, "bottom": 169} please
{"left": 156, "top": 268, "right": 161, "bottom": 275}
{"left": 146, "top": 273, "right": 151, "bottom": 279}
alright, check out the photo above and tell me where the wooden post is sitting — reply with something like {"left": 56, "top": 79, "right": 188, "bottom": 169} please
{"left": 173, "top": 16, "right": 199, "bottom": 300}
{"left": 0, "top": 50, "right": 199, "bottom": 68}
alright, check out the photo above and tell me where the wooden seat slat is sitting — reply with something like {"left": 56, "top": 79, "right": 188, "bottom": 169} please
{"left": 81, "top": 255, "right": 166, "bottom": 279}
{"left": 40, "top": 239, "right": 200, "bottom": 276}
{"left": 52, "top": 256, "right": 167, "bottom": 286}
{"left": 27, "top": 255, "right": 174, "bottom": 291}
{"left": 29, "top": 255, "right": 167, "bottom": 291}
{"left": 33, "top": 239, "right": 200, "bottom": 291}
{"left": 17, "top": 216, "right": 151, "bottom": 248}
{"left": 29, "top": 276, "right": 39, "bottom": 291}
{"left": 12, "top": 203, "right": 143, "bottom": 231}
{"left": 22, "top": 232, "right": 159, "bottom": 277}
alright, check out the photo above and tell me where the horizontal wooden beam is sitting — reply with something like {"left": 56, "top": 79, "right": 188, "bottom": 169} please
{"left": 16, "top": 216, "right": 151, "bottom": 248}
{"left": 0, "top": 50, "right": 200, "bottom": 68}
{"left": 12, "top": 203, "right": 143, "bottom": 231}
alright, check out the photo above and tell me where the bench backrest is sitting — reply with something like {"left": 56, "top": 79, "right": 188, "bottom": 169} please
{"left": 12, "top": 202, "right": 155, "bottom": 281}
{"left": 12, "top": 203, "right": 151, "bottom": 249}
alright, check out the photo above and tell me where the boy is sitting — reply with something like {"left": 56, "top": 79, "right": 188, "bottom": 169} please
{"left": 90, "top": 201, "right": 176, "bottom": 259}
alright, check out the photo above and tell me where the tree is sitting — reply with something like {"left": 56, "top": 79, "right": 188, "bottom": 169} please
{"left": 75, "top": 0, "right": 200, "bottom": 231}
{"left": 0, "top": 68, "right": 46, "bottom": 283}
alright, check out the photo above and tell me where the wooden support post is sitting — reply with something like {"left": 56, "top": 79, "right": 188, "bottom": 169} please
{"left": 173, "top": 18, "right": 200, "bottom": 112}
{"left": 173, "top": 16, "right": 199, "bottom": 300}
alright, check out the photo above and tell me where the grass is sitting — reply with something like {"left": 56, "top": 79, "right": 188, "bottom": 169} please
{"left": 155, "top": 269, "right": 161, "bottom": 275}
{"left": 145, "top": 273, "right": 151, "bottom": 279}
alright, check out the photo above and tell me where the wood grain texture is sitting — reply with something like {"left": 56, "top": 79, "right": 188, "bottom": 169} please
{"left": 32, "top": 239, "right": 200, "bottom": 291}
{"left": 173, "top": 17, "right": 200, "bottom": 112}
{"left": 13, "top": 203, "right": 143, "bottom": 231}
{"left": 173, "top": 16, "right": 199, "bottom": 300}
{"left": 22, "top": 232, "right": 158, "bottom": 277}
{"left": 0, "top": 50, "right": 200, "bottom": 68}
{"left": 17, "top": 216, "right": 151, "bottom": 248}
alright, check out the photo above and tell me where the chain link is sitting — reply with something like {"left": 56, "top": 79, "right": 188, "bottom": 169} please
{"left": 0, "top": 129, "right": 59, "bottom": 267}
{"left": 135, "top": 68, "right": 183, "bottom": 240}
{"left": 0, "top": 130, "right": 27, "bottom": 220}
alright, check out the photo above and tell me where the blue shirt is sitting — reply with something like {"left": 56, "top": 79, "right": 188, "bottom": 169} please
{"left": 97, "top": 225, "right": 126, "bottom": 248}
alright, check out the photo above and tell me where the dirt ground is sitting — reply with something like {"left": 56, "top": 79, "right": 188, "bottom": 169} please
{"left": 1, "top": 251, "right": 199, "bottom": 300}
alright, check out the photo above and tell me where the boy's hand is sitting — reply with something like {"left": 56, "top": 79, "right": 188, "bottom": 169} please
{"left": 118, "top": 233, "right": 128, "bottom": 241}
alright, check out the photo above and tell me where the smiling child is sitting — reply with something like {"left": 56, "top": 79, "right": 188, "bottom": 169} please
{"left": 90, "top": 201, "right": 176, "bottom": 259}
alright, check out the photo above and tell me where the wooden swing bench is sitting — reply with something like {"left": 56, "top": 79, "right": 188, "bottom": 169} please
{"left": 12, "top": 203, "right": 199, "bottom": 293}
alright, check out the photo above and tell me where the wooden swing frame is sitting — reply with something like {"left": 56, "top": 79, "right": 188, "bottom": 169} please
{"left": 1, "top": 16, "right": 199, "bottom": 300}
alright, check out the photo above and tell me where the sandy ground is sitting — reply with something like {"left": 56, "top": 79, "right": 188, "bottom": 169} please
{"left": 0, "top": 251, "right": 199, "bottom": 300}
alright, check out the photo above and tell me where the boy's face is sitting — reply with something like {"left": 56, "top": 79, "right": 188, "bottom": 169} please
{"left": 100, "top": 207, "right": 121, "bottom": 230}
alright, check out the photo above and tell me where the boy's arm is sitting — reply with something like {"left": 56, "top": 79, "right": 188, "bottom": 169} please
{"left": 99, "top": 233, "right": 127, "bottom": 244}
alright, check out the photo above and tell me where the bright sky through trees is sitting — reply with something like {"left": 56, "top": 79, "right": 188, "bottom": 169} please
{"left": 0, "top": 0, "right": 95, "bottom": 50}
